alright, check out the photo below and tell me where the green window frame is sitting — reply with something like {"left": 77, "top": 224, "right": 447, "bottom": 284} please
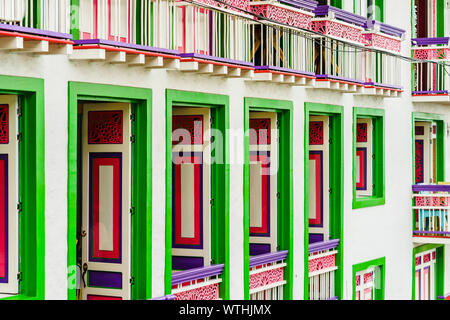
{"left": 304, "top": 102, "right": 344, "bottom": 300}
{"left": 0, "top": 75, "right": 45, "bottom": 300}
{"left": 67, "top": 82, "right": 153, "bottom": 300}
{"left": 411, "top": 112, "right": 445, "bottom": 184}
{"left": 352, "top": 257, "right": 386, "bottom": 300}
{"left": 243, "top": 97, "right": 293, "bottom": 300}
{"left": 412, "top": 244, "right": 445, "bottom": 300}
{"left": 165, "top": 89, "right": 230, "bottom": 299}
{"left": 352, "top": 107, "right": 385, "bottom": 209}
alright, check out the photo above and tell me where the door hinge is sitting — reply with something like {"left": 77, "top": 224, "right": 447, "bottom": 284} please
{"left": 17, "top": 272, "right": 22, "bottom": 282}
{"left": 329, "top": 138, "right": 332, "bottom": 144}
{"left": 129, "top": 276, "right": 135, "bottom": 286}
{"left": 210, "top": 116, "right": 215, "bottom": 127}
{"left": 372, "top": 154, "right": 375, "bottom": 160}
{"left": 130, "top": 113, "right": 136, "bottom": 122}
{"left": 328, "top": 188, "right": 332, "bottom": 194}
{"left": 17, "top": 133, "right": 23, "bottom": 143}
{"left": 210, "top": 259, "right": 215, "bottom": 265}
{"left": 276, "top": 192, "right": 281, "bottom": 199}
{"left": 276, "top": 119, "right": 280, "bottom": 127}
{"left": 130, "top": 135, "right": 135, "bottom": 143}
{"left": 129, "top": 206, "right": 135, "bottom": 216}
{"left": 210, "top": 198, "right": 215, "bottom": 207}
{"left": 17, "top": 106, "right": 22, "bottom": 118}
{"left": 17, "top": 202, "right": 22, "bottom": 213}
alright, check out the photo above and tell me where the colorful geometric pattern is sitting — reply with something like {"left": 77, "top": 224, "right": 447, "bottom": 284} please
{"left": 249, "top": 119, "right": 271, "bottom": 145}
{"left": 415, "top": 195, "right": 450, "bottom": 207}
{"left": 174, "top": 282, "right": 220, "bottom": 300}
{"left": 309, "top": 121, "right": 324, "bottom": 145}
{"left": 172, "top": 115, "right": 204, "bottom": 145}
{"left": 249, "top": 267, "right": 284, "bottom": 290}
{"left": 88, "top": 111, "right": 123, "bottom": 144}
{"left": 413, "top": 48, "right": 449, "bottom": 60}
{"left": 356, "top": 123, "right": 368, "bottom": 143}
{"left": 308, "top": 253, "right": 335, "bottom": 273}
{"left": 364, "top": 33, "right": 402, "bottom": 52}
{"left": 310, "top": 20, "right": 365, "bottom": 44}
{"left": 250, "top": 4, "right": 312, "bottom": 30}
{"left": 0, "top": 105, "right": 8, "bottom": 144}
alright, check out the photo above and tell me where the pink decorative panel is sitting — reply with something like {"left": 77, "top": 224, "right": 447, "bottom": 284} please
{"left": 250, "top": 4, "right": 312, "bottom": 30}
{"left": 364, "top": 272, "right": 373, "bottom": 284}
{"left": 416, "top": 256, "right": 421, "bottom": 266}
{"left": 0, "top": 105, "right": 8, "bottom": 144}
{"left": 309, "top": 121, "right": 324, "bottom": 145}
{"left": 308, "top": 254, "right": 335, "bottom": 273}
{"left": 415, "top": 195, "right": 450, "bottom": 207}
{"left": 363, "top": 33, "right": 401, "bottom": 52}
{"left": 356, "top": 123, "right": 368, "bottom": 143}
{"left": 194, "top": 0, "right": 250, "bottom": 12}
{"left": 174, "top": 283, "right": 220, "bottom": 300}
{"left": 172, "top": 115, "right": 203, "bottom": 145}
{"left": 88, "top": 111, "right": 123, "bottom": 144}
{"left": 355, "top": 275, "right": 361, "bottom": 286}
{"left": 413, "top": 48, "right": 449, "bottom": 60}
{"left": 310, "top": 20, "right": 365, "bottom": 44}
{"left": 249, "top": 267, "right": 284, "bottom": 290}
{"left": 249, "top": 119, "right": 271, "bottom": 145}
{"left": 432, "top": 251, "right": 436, "bottom": 260}
{"left": 423, "top": 253, "right": 431, "bottom": 263}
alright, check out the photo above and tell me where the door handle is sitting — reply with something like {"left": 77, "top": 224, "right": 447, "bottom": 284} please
{"left": 82, "top": 263, "right": 88, "bottom": 288}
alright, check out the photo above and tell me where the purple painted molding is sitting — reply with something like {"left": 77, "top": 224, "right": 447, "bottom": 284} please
{"left": 364, "top": 82, "right": 403, "bottom": 90}
{"left": 249, "top": 250, "right": 289, "bottom": 268}
{"left": 413, "top": 231, "right": 450, "bottom": 235}
{"left": 151, "top": 294, "right": 177, "bottom": 300}
{"left": 365, "top": 20, "right": 405, "bottom": 38}
{"left": 313, "top": 5, "right": 366, "bottom": 27}
{"left": 179, "top": 53, "right": 254, "bottom": 67}
{"left": 255, "top": 65, "right": 315, "bottom": 77}
{"left": 249, "top": 243, "right": 271, "bottom": 256}
{"left": 278, "top": 0, "right": 318, "bottom": 12}
{"left": 437, "top": 293, "right": 450, "bottom": 300}
{"left": 172, "top": 264, "right": 225, "bottom": 286}
{"left": 412, "top": 184, "right": 450, "bottom": 193}
{"left": 411, "top": 37, "right": 449, "bottom": 46}
{"left": 73, "top": 39, "right": 179, "bottom": 55}
{"left": 0, "top": 23, "right": 72, "bottom": 39}
{"left": 327, "top": 296, "right": 338, "bottom": 300}
{"left": 412, "top": 90, "right": 449, "bottom": 95}
{"left": 316, "top": 74, "right": 365, "bottom": 84}
{"left": 172, "top": 256, "right": 204, "bottom": 270}
{"left": 308, "top": 239, "right": 340, "bottom": 254}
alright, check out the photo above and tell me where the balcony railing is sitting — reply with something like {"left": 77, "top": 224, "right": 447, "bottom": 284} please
{"left": 171, "top": 264, "right": 224, "bottom": 300}
{"left": 249, "top": 251, "right": 288, "bottom": 300}
{"left": 308, "top": 239, "right": 339, "bottom": 300}
{"left": 412, "top": 184, "right": 450, "bottom": 243}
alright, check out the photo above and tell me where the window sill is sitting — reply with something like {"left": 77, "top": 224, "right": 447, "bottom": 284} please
{"left": 0, "top": 294, "right": 42, "bottom": 300}
{"left": 352, "top": 196, "right": 385, "bottom": 209}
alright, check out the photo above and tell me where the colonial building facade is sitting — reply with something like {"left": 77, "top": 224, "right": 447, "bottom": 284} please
{"left": 0, "top": 0, "right": 448, "bottom": 300}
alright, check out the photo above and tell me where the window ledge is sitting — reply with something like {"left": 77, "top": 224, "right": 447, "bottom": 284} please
{"left": 352, "top": 196, "right": 385, "bottom": 209}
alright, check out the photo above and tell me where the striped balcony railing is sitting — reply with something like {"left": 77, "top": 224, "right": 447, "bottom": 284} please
{"left": 308, "top": 239, "right": 339, "bottom": 300}
{"left": 171, "top": 264, "right": 224, "bottom": 300}
{"left": 249, "top": 250, "right": 288, "bottom": 300}
{"left": 151, "top": 294, "right": 177, "bottom": 300}
{"left": 412, "top": 184, "right": 450, "bottom": 243}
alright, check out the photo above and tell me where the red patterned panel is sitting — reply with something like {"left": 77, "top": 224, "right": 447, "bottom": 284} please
{"left": 416, "top": 256, "right": 421, "bottom": 266}
{"left": 356, "top": 123, "right": 368, "bottom": 143}
{"left": 415, "top": 140, "right": 424, "bottom": 184}
{"left": 432, "top": 251, "right": 436, "bottom": 260}
{"left": 309, "top": 121, "right": 323, "bottom": 145}
{"left": 249, "top": 119, "right": 271, "bottom": 145}
{"left": 172, "top": 115, "right": 203, "bottom": 145}
{"left": 415, "top": 126, "right": 424, "bottom": 136}
{"left": 174, "top": 283, "right": 220, "bottom": 300}
{"left": 88, "top": 111, "right": 123, "bottom": 144}
{"left": 423, "top": 253, "right": 431, "bottom": 263}
{"left": 308, "top": 254, "right": 335, "bottom": 273}
{"left": 0, "top": 105, "right": 8, "bottom": 144}
{"left": 364, "top": 272, "right": 373, "bottom": 284}
{"left": 355, "top": 275, "right": 361, "bottom": 286}
{"left": 249, "top": 267, "right": 284, "bottom": 290}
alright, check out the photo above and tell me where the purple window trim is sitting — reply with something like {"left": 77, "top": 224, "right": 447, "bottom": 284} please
{"left": 87, "top": 270, "right": 123, "bottom": 289}
{"left": 171, "top": 264, "right": 225, "bottom": 286}
{"left": 412, "top": 90, "right": 449, "bottom": 95}
{"left": 249, "top": 243, "right": 271, "bottom": 256}
{"left": 309, "top": 233, "right": 324, "bottom": 244}
{"left": 327, "top": 296, "right": 338, "bottom": 300}
{"left": 0, "top": 23, "right": 73, "bottom": 40}
{"left": 356, "top": 147, "right": 367, "bottom": 191}
{"left": 151, "top": 294, "right": 177, "bottom": 300}
{"left": 179, "top": 53, "right": 254, "bottom": 67}
{"left": 308, "top": 238, "right": 340, "bottom": 254}
{"left": 88, "top": 152, "right": 123, "bottom": 264}
{"left": 255, "top": 65, "right": 315, "bottom": 77}
{"left": 364, "top": 20, "right": 406, "bottom": 38}
{"left": 0, "top": 155, "right": 8, "bottom": 284}
{"left": 172, "top": 256, "right": 204, "bottom": 270}
{"left": 413, "top": 231, "right": 450, "bottom": 235}
{"left": 171, "top": 152, "right": 204, "bottom": 250}
{"left": 248, "top": 250, "right": 288, "bottom": 268}
{"left": 412, "top": 185, "right": 450, "bottom": 193}
{"left": 309, "top": 150, "right": 323, "bottom": 228}
{"left": 313, "top": 5, "right": 367, "bottom": 27}
{"left": 278, "top": 0, "right": 318, "bottom": 12}
{"left": 411, "top": 37, "right": 449, "bottom": 47}
{"left": 73, "top": 39, "right": 179, "bottom": 56}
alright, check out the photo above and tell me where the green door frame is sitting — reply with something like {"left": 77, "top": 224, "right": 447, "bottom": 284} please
{"left": 304, "top": 102, "right": 344, "bottom": 300}
{"left": 243, "top": 97, "right": 293, "bottom": 300}
{"left": 412, "top": 244, "right": 445, "bottom": 300}
{"left": 67, "top": 82, "right": 152, "bottom": 300}
{"left": 165, "top": 89, "right": 230, "bottom": 299}
{"left": 352, "top": 257, "right": 386, "bottom": 300}
{"left": 0, "top": 75, "right": 45, "bottom": 300}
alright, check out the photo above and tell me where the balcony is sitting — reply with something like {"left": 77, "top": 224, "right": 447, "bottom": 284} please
{"left": 411, "top": 37, "right": 450, "bottom": 104}
{"left": 0, "top": 0, "right": 73, "bottom": 54}
{"left": 171, "top": 264, "right": 224, "bottom": 300}
{"left": 412, "top": 184, "right": 450, "bottom": 245}
{"left": 308, "top": 239, "right": 339, "bottom": 300}
{"left": 249, "top": 251, "right": 288, "bottom": 300}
